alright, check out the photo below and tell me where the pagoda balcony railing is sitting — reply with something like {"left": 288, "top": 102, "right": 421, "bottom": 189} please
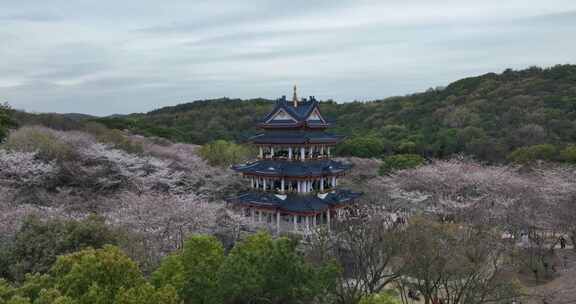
{"left": 251, "top": 186, "right": 336, "bottom": 195}
{"left": 258, "top": 155, "right": 331, "bottom": 161}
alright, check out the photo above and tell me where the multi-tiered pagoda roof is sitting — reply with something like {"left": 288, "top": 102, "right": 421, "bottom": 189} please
{"left": 227, "top": 87, "right": 361, "bottom": 233}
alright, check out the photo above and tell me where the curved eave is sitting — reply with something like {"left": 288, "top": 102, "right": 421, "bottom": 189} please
{"left": 231, "top": 160, "right": 353, "bottom": 178}
{"left": 227, "top": 190, "right": 363, "bottom": 214}
{"left": 250, "top": 134, "right": 345, "bottom": 146}
{"left": 241, "top": 171, "right": 349, "bottom": 178}
{"left": 252, "top": 140, "right": 342, "bottom": 145}
{"left": 257, "top": 122, "right": 331, "bottom": 129}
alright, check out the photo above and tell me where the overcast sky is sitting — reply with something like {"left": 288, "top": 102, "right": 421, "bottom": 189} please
{"left": 1, "top": 1, "right": 576, "bottom": 116}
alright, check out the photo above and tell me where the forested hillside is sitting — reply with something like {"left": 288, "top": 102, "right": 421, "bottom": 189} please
{"left": 79, "top": 64, "right": 576, "bottom": 163}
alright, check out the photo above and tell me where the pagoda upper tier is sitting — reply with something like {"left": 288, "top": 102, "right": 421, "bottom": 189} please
{"left": 257, "top": 96, "right": 329, "bottom": 129}
{"left": 250, "top": 130, "right": 344, "bottom": 146}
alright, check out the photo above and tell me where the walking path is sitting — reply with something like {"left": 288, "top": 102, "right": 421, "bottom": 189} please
{"left": 525, "top": 249, "right": 576, "bottom": 304}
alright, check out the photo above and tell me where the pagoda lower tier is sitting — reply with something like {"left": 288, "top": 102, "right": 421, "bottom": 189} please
{"left": 227, "top": 189, "right": 362, "bottom": 234}
{"left": 229, "top": 189, "right": 361, "bottom": 214}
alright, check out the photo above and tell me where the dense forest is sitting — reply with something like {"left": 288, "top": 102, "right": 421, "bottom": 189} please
{"left": 57, "top": 64, "right": 576, "bottom": 163}
{"left": 9, "top": 65, "right": 576, "bottom": 163}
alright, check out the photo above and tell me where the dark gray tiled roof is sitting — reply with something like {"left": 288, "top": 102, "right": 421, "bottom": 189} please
{"left": 250, "top": 130, "right": 344, "bottom": 144}
{"left": 231, "top": 159, "right": 352, "bottom": 177}
{"left": 260, "top": 96, "right": 328, "bottom": 127}
{"left": 229, "top": 189, "right": 362, "bottom": 213}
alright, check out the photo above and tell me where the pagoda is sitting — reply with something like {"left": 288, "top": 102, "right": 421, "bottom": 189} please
{"left": 227, "top": 87, "right": 362, "bottom": 234}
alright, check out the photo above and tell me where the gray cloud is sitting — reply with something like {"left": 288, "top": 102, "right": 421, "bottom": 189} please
{"left": 1, "top": 1, "right": 576, "bottom": 115}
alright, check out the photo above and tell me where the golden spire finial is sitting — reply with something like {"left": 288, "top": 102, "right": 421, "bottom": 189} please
{"left": 292, "top": 85, "right": 298, "bottom": 107}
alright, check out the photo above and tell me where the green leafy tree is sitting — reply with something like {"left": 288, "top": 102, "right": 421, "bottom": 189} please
{"left": 0, "top": 279, "right": 16, "bottom": 304}
{"left": 508, "top": 144, "right": 558, "bottom": 163}
{"left": 219, "top": 232, "right": 335, "bottom": 304}
{"left": 33, "top": 289, "right": 76, "bottom": 304}
{"left": 199, "top": 140, "right": 252, "bottom": 167}
{"left": 7, "top": 216, "right": 118, "bottom": 282}
{"left": 379, "top": 154, "right": 425, "bottom": 175}
{"left": 50, "top": 245, "right": 145, "bottom": 304}
{"left": 560, "top": 145, "right": 576, "bottom": 163}
{"left": 150, "top": 255, "right": 185, "bottom": 294}
{"left": 115, "top": 283, "right": 179, "bottom": 304}
{"left": 0, "top": 103, "right": 16, "bottom": 142}
{"left": 152, "top": 235, "right": 224, "bottom": 304}
{"left": 14, "top": 274, "right": 52, "bottom": 302}
{"left": 180, "top": 236, "right": 224, "bottom": 304}
{"left": 337, "top": 134, "right": 388, "bottom": 158}
{"left": 6, "top": 295, "right": 30, "bottom": 304}
{"left": 359, "top": 292, "right": 402, "bottom": 304}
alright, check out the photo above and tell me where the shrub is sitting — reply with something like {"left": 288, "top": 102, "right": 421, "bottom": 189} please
{"left": 84, "top": 122, "right": 143, "bottom": 154}
{"left": 560, "top": 145, "right": 576, "bottom": 163}
{"left": 5, "top": 215, "right": 119, "bottom": 282}
{"left": 507, "top": 144, "right": 558, "bottom": 163}
{"left": 359, "top": 291, "right": 402, "bottom": 304}
{"left": 379, "top": 154, "right": 425, "bottom": 175}
{"left": 3, "top": 127, "right": 75, "bottom": 161}
{"left": 0, "top": 103, "right": 17, "bottom": 142}
{"left": 198, "top": 140, "right": 252, "bottom": 167}
{"left": 337, "top": 135, "right": 388, "bottom": 158}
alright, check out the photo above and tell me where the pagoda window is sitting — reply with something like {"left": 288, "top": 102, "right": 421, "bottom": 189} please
{"left": 259, "top": 147, "right": 263, "bottom": 159}
{"left": 327, "top": 147, "right": 331, "bottom": 158}
{"left": 320, "top": 178, "right": 325, "bottom": 192}
{"left": 288, "top": 147, "right": 293, "bottom": 160}
{"left": 320, "top": 145, "right": 325, "bottom": 158}
{"left": 332, "top": 176, "right": 336, "bottom": 187}
{"left": 300, "top": 147, "right": 305, "bottom": 161}
{"left": 307, "top": 109, "right": 324, "bottom": 122}
{"left": 281, "top": 178, "right": 285, "bottom": 192}
{"left": 269, "top": 109, "right": 296, "bottom": 122}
